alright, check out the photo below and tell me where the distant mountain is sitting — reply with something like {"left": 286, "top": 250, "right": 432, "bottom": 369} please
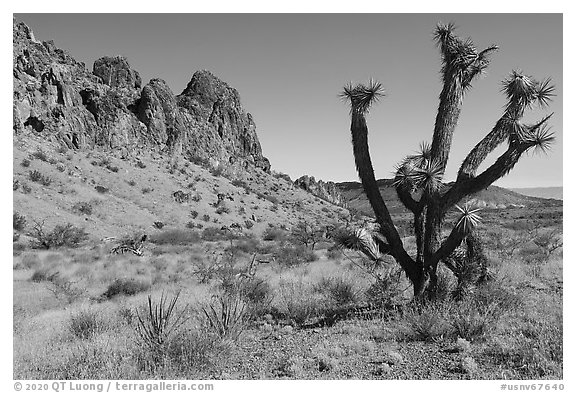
{"left": 508, "top": 187, "right": 563, "bottom": 201}
{"left": 337, "top": 179, "right": 552, "bottom": 217}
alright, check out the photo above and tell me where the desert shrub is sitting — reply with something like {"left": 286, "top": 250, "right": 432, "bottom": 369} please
{"left": 312, "top": 276, "right": 358, "bottom": 305}
{"left": 56, "top": 144, "right": 69, "bottom": 154}
{"left": 13, "top": 243, "right": 26, "bottom": 254}
{"left": 262, "top": 227, "right": 287, "bottom": 241}
{"left": 102, "top": 279, "right": 150, "bottom": 299}
{"left": 188, "top": 154, "right": 210, "bottom": 168}
{"left": 364, "top": 271, "right": 406, "bottom": 309}
{"left": 400, "top": 302, "right": 452, "bottom": 342}
{"left": 274, "top": 245, "right": 318, "bottom": 267}
{"left": 326, "top": 246, "right": 341, "bottom": 260}
{"left": 29, "top": 221, "right": 88, "bottom": 249}
{"left": 190, "top": 210, "right": 199, "bottom": 219}
{"left": 91, "top": 156, "right": 111, "bottom": 167}
{"left": 94, "top": 185, "right": 109, "bottom": 193}
{"left": 136, "top": 160, "right": 147, "bottom": 169}
{"left": 264, "top": 194, "right": 279, "bottom": 204}
{"left": 69, "top": 309, "right": 106, "bottom": 339}
{"left": 30, "top": 147, "right": 49, "bottom": 162}
{"left": 56, "top": 163, "right": 66, "bottom": 172}
{"left": 275, "top": 280, "right": 324, "bottom": 325}
{"left": 226, "top": 238, "right": 261, "bottom": 255}
{"left": 13, "top": 212, "right": 27, "bottom": 231}
{"left": 72, "top": 201, "right": 93, "bottom": 215}
{"left": 447, "top": 292, "right": 507, "bottom": 341}
{"left": 202, "top": 214, "right": 210, "bottom": 222}
{"left": 149, "top": 229, "right": 201, "bottom": 245}
{"left": 191, "top": 193, "right": 202, "bottom": 202}
{"left": 20, "top": 253, "right": 40, "bottom": 269}
{"left": 13, "top": 179, "right": 20, "bottom": 191}
{"left": 47, "top": 276, "right": 85, "bottom": 303}
{"left": 127, "top": 179, "right": 137, "bottom": 187}
{"left": 210, "top": 164, "right": 226, "bottom": 178}
{"left": 240, "top": 278, "right": 274, "bottom": 307}
{"left": 21, "top": 158, "right": 31, "bottom": 167}
{"left": 201, "top": 227, "right": 233, "bottom": 242}
{"left": 29, "top": 170, "right": 52, "bottom": 186}
{"left": 215, "top": 204, "right": 230, "bottom": 215}
{"left": 141, "top": 187, "right": 153, "bottom": 194}
{"left": 244, "top": 220, "right": 254, "bottom": 229}
{"left": 31, "top": 269, "right": 59, "bottom": 282}
{"left": 191, "top": 259, "right": 219, "bottom": 284}
{"left": 153, "top": 221, "right": 164, "bottom": 229}
{"left": 106, "top": 164, "right": 119, "bottom": 173}
{"left": 21, "top": 183, "right": 32, "bottom": 193}
{"left": 231, "top": 179, "right": 248, "bottom": 188}
{"left": 291, "top": 221, "right": 325, "bottom": 250}
{"left": 472, "top": 281, "right": 522, "bottom": 315}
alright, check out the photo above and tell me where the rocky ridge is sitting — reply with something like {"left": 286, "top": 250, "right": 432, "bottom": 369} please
{"left": 12, "top": 19, "right": 270, "bottom": 172}
{"left": 294, "top": 175, "right": 348, "bottom": 207}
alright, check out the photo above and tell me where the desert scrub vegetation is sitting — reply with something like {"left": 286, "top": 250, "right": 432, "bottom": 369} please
{"left": 262, "top": 227, "right": 287, "bottom": 241}
{"left": 201, "top": 292, "right": 249, "bottom": 340}
{"left": 72, "top": 201, "right": 93, "bottom": 215}
{"left": 102, "top": 278, "right": 151, "bottom": 299}
{"left": 133, "top": 292, "right": 223, "bottom": 373}
{"left": 149, "top": 229, "right": 201, "bottom": 245}
{"left": 274, "top": 244, "right": 318, "bottom": 267}
{"left": 13, "top": 211, "right": 27, "bottom": 231}
{"left": 29, "top": 221, "right": 88, "bottom": 249}
{"left": 30, "top": 147, "right": 50, "bottom": 162}
{"left": 69, "top": 309, "right": 107, "bottom": 339}
{"left": 29, "top": 169, "right": 52, "bottom": 186}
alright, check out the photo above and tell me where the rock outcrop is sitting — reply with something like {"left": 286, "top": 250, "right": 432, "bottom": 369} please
{"left": 294, "top": 175, "right": 347, "bottom": 207}
{"left": 13, "top": 18, "right": 270, "bottom": 172}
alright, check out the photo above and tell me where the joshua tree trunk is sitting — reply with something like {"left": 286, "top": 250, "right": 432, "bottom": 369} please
{"left": 341, "top": 23, "right": 555, "bottom": 299}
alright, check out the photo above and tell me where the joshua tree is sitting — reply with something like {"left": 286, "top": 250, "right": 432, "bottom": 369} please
{"left": 341, "top": 23, "right": 555, "bottom": 298}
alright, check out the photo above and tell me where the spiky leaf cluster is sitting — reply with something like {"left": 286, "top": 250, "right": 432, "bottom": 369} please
{"left": 393, "top": 142, "right": 445, "bottom": 194}
{"left": 434, "top": 23, "right": 498, "bottom": 89}
{"left": 340, "top": 80, "right": 385, "bottom": 114}
{"left": 454, "top": 203, "right": 482, "bottom": 235}
{"left": 502, "top": 70, "right": 555, "bottom": 118}
{"left": 333, "top": 225, "right": 386, "bottom": 262}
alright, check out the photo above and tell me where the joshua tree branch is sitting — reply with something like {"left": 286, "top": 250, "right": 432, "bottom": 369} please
{"left": 349, "top": 111, "right": 422, "bottom": 284}
{"left": 443, "top": 142, "right": 527, "bottom": 210}
{"left": 395, "top": 185, "right": 423, "bottom": 213}
{"left": 430, "top": 223, "right": 467, "bottom": 267}
{"left": 457, "top": 117, "right": 508, "bottom": 180}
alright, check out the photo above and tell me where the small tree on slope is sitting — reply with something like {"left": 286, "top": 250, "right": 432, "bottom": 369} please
{"left": 341, "top": 23, "right": 555, "bottom": 299}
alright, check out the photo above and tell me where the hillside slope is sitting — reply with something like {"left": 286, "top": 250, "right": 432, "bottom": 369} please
{"left": 337, "top": 179, "right": 551, "bottom": 217}
{"left": 13, "top": 134, "right": 349, "bottom": 242}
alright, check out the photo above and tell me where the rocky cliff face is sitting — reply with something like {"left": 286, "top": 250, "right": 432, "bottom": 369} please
{"left": 294, "top": 175, "right": 347, "bottom": 207}
{"left": 13, "top": 19, "right": 270, "bottom": 172}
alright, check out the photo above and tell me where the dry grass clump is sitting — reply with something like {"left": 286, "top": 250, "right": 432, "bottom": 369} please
{"left": 102, "top": 278, "right": 151, "bottom": 299}
{"left": 69, "top": 309, "right": 107, "bottom": 339}
{"left": 149, "top": 229, "right": 201, "bottom": 245}
{"left": 274, "top": 244, "right": 318, "bottom": 267}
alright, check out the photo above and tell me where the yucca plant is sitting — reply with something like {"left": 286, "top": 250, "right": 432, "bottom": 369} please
{"left": 134, "top": 292, "right": 190, "bottom": 355}
{"left": 201, "top": 292, "right": 248, "bottom": 340}
{"left": 341, "top": 23, "right": 555, "bottom": 299}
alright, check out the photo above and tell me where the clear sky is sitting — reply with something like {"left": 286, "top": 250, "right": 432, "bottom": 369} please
{"left": 14, "top": 13, "right": 562, "bottom": 188}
